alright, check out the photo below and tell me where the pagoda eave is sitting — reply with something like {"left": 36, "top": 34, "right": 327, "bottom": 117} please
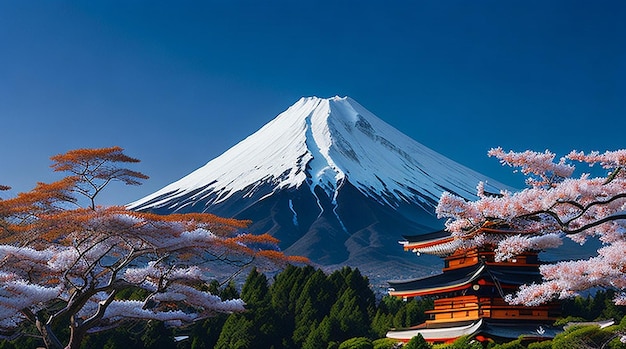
{"left": 404, "top": 239, "right": 461, "bottom": 256}
{"left": 387, "top": 319, "right": 560, "bottom": 344}
{"left": 387, "top": 319, "right": 483, "bottom": 343}
{"left": 389, "top": 282, "right": 473, "bottom": 298}
{"left": 388, "top": 264, "right": 486, "bottom": 297}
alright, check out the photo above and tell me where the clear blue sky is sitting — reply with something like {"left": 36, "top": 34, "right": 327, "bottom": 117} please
{"left": 1, "top": 1, "right": 625, "bottom": 206}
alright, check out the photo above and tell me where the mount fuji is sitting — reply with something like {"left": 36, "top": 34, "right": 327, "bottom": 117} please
{"left": 128, "top": 96, "right": 509, "bottom": 285}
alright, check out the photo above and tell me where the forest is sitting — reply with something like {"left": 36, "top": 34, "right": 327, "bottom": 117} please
{"left": 2, "top": 264, "right": 625, "bottom": 349}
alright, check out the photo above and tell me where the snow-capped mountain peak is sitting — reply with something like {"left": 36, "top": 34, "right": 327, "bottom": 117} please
{"left": 128, "top": 96, "right": 504, "bottom": 214}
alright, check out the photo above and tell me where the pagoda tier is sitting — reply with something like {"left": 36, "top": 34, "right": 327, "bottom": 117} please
{"left": 387, "top": 318, "right": 561, "bottom": 344}
{"left": 387, "top": 230, "right": 561, "bottom": 344}
{"left": 388, "top": 262, "right": 544, "bottom": 298}
{"left": 400, "top": 230, "right": 460, "bottom": 256}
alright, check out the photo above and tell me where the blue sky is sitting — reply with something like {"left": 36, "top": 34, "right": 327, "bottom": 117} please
{"left": 1, "top": 1, "right": 625, "bottom": 206}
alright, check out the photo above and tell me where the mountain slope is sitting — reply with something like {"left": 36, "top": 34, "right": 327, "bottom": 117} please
{"left": 130, "top": 96, "right": 505, "bottom": 213}
{"left": 128, "top": 96, "right": 509, "bottom": 284}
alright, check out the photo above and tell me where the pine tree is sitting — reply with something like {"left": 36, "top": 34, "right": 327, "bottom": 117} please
{"left": 270, "top": 265, "right": 316, "bottom": 348}
{"left": 370, "top": 309, "right": 394, "bottom": 338}
{"left": 220, "top": 280, "right": 241, "bottom": 301}
{"left": 330, "top": 288, "right": 371, "bottom": 342}
{"left": 241, "top": 268, "right": 278, "bottom": 348}
{"left": 214, "top": 314, "right": 254, "bottom": 349}
{"left": 293, "top": 269, "right": 335, "bottom": 345}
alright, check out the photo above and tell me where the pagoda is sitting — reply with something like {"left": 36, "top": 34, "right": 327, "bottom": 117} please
{"left": 386, "top": 229, "right": 561, "bottom": 344}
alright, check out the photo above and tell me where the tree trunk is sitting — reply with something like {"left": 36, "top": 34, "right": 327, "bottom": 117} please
{"left": 35, "top": 321, "right": 63, "bottom": 349}
{"left": 65, "top": 318, "right": 86, "bottom": 349}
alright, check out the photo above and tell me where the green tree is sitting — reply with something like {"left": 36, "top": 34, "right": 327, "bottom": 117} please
{"left": 293, "top": 298, "right": 322, "bottom": 345}
{"left": 598, "top": 290, "right": 625, "bottom": 321}
{"left": 378, "top": 295, "right": 405, "bottom": 314}
{"left": 560, "top": 290, "right": 626, "bottom": 322}
{"left": 271, "top": 265, "right": 316, "bottom": 315}
{"left": 405, "top": 298, "right": 432, "bottom": 327}
{"left": 241, "top": 268, "right": 278, "bottom": 348}
{"left": 270, "top": 265, "right": 316, "bottom": 348}
{"left": 293, "top": 269, "right": 335, "bottom": 345}
{"left": 330, "top": 288, "right": 371, "bottom": 342}
{"left": 303, "top": 315, "right": 337, "bottom": 349}
{"left": 393, "top": 298, "right": 433, "bottom": 328}
{"left": 220, "top": 280, "right": 241, "bottom": 301}
{"left": 302, "top": 320, "right": 325, "bottom": 349}
{"left": 489, "top": 338, "right": 525, "bottom": 349}
{"left": 241, "top": 268, "right": 269, "bottom": 304}
{"left": 214, "top": 314, "right": 254, "bottom": 349}
{"left": 434, "top": 335, "right": 482, "bottom": 349}
{"left": 403, "top": 333, "right": 431, "bottom": 349}
{"left": 325, "top": 267, "right": 377, "bottom": 343}
{"left": 141, "top": 321, "right": 175, "bottom": 349}
{"left": 186, "top": 278, "right": 238, "bottom": 349}
{"left": 370, "top": 309, "right": 394, "bottom": 338}
{"left": 78, "top": 324, "right": 139, "bottom": 349}
{"left": 527, "top": 340, "right": 553, "bottom": 349}
{"left": 372, "top": 338, "right": 398, "bottom": 349}
{"left": 338, "top": 337, "right": 373, "bottom": 349}
{"left": 177, "top": 265, "right": 441, "bottom": 349}
{"left": 188, "top": 314, "right": 228, "bottom": 349}
{"left": 550, "top": 325, "right": 614, "bottom": 349}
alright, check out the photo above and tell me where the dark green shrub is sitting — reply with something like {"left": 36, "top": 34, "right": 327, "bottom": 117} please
{"left": 404, "top": 333, "right": 431, "bottom": 349}
{"left": 489, "top": 338, "right": 525, "bottom": 349}
{"left": 338, "top": 337, "right": 374, "bottom": 349}
{"left": 433, "top": 335, "right": 482, "bottom": 349}
{"left": 372, "top": 338, "right": 398, "bottom": 349}
{"left": 527, "top": 339, "right": 552, "bottom": 349}
{"left": 550, "top": 325, "right": 613, "bottom": 349}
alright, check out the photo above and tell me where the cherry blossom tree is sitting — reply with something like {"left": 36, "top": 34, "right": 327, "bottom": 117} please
{"left": 0, "top": 147, "right": 306, "bottom": 349}
{"left": 436, "top": 148, "right": 626, "bottom": 307}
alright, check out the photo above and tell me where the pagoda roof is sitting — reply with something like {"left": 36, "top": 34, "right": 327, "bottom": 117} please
{"left": 402, "top": 230, "right": 451, "bottom": 243}
{"left": 400, "top": 230, "right": 460, "bottom": 256}
{"left": 388, "top": 263, "right": 543, "bottom": 297}
{"left": 481, "top": 320, "right": 561, "bottom": 341}
{"left": 387, "top": 319, "right": 560, "bottom": 342}
{"left": 387, "top": 319, "right": 483, "bottom": 342}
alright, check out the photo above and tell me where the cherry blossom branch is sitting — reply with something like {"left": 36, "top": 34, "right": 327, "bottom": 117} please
{"left": 513, "top": 194, "right": 626, "bottom": 235}
{"left": 437, "top": 148, "right": 626, "bottom": 307}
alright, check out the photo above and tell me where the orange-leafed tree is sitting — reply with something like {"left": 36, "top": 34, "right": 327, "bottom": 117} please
{"left": 0, "top": 147, "right": 307, "bottom": 349}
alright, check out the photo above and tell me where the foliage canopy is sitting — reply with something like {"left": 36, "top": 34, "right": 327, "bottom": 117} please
{"left": 0, "top": 147, "right": 305, "bottom": 349}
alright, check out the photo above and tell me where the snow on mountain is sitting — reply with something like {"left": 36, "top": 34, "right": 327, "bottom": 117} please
{"left": 128, "top": 96, "right": 515, "bottom": 286}
{"left": 128, "top": 96, "right": 505, "bottom": 214}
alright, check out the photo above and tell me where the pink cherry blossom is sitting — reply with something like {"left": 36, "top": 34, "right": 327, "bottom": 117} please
{"left": 437, "top": 148, "right": 626, "bottom": 306}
